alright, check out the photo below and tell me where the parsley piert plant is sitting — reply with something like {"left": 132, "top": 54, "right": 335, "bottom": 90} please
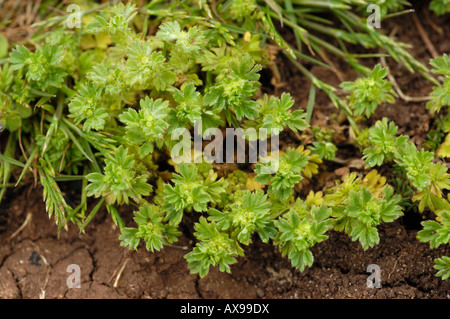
{"left": 0, "top": 3, "right": 311, "bottom": 278}
{"left": 360, "top": 115, "right": 450, "bottom": 279}
{"left": 340, "top": 64, "right": 395, "bottom": 119}
{"left": 414, "top": 54, "right": 450, "bottom": 280}
{"left": 1, "top": 2, "right": 448, "bottom": 281}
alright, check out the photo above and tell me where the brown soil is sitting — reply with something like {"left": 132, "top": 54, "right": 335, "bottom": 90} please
{"left": 1, "top": 183, "right": 449, "bottom": 299}
{"left": 1, "top": 1, "right": 450, "bottom": 299}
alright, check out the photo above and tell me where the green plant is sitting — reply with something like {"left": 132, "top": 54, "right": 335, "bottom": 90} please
{"left": 119, "top": 97, "right": 169, "bottom": 158}
{"left": 338, "top": 187, "right": 402, "bottom": 249}
{"left": 120, "top": 203, "right": 181, "bottom": 252}
{"left": 340, "top": 64, "right": 395, "bottom": 118}
{"left": 244, "top": 93, "right": 309, "bottom": 135}
{"left": 162, "top": 163, "right": 227, "bottom": 225}
{"left": 255, "top": 148, "right": 309, "bottom": 201}
{"left": 184, "top": 217, "right": 244, "bottom": 277}
{"left": 434, "top": 113, "right": 450, "bottom": 158}
{"left": 324, "top": 171, "right": 403, "bottom": 250}
{"left": 86, "top": 146, "right": 153, "bottom": 205}
{"left": 9, "top": 45, "right": 68, "bottom": 92}
{"left": 1, "top": 1, "right": 449, "bottom": 282}
{"left": 360, "top": 116, "right": 450, "bottom": 279}
{"left": 413, "top": 53, "right": 450, "bottom": 281}
{"left": 361, "top": 117, "right": 450, "bottom": 214}
{"left": 275, "top": 203, "right": 333, "bottom": 271}
{"left": 308, "top": 126, "right": 337, "bottom": 160}
{"left": 133, "top": 0, "right": 436, "bottom": 137}
{"left": 417, "top": 211, "right": 450, "bottom": 280}
{"left": 362, "top": 118, "right": 408, "bottom": 167}
{"left": 429, "top": 0, "right": 450, "bottom": 15}
{"left": 427, "top": 54, "right": 450, "bottom": 114}
{"left": 209, "top": 190, "right": 276, "bottom": 245}
{"left": 359, "top": 0, "right": 410, "bottom": 18}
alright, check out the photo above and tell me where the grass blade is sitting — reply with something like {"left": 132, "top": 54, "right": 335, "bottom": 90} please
{"left": 80, "top": 197, "right": 105, "bottom": 233}
{"left": 15, "top": 146, "right": 38, "bottom": 186}
{"left": 306, "top": 84, "right": 316, "bottom": 123}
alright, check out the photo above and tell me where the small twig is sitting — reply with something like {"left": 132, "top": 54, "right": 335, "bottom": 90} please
{"left": 380, "top": 56, "right": 432, "bottom": 103}
{"left": 318, "top": 49, "right": 345, "bottom": 82}
{"left": 330, "top": 157, "right": 353, "bottom": 165}
{"left": 210, "top": 0, "right": 226, "bottom": 24}
{"left": 167, "top": 244, "right": 189, "bottom": 250}
{"left": 31, "top": 0, "right": 42, "bottom": 25}
{"left": 388, "top": 252, "right": 405, "bottom": 280}
{"left": 18, "top": 127, "right": 29, "bottom": 163}
{"left": 29, "top": 242, "right": 50, "bottom": 299}
{"left": 59, "top": 142, "right": 71, "bottom": 172}
{"left": 303, "top": 34, "right": 315, "bottom": 57}
{"left": 38, "top": 266, "right": 51, "bottom": 300}
{"left": 424, "top": 8, "right": 443, "bottom": 35}
{"left": 113, "top": 258, "right": 129, "bottom": 288}
{"left": 46, "top": 6, "right": 67, "bottom": 15}
{"left": 109, "top": 250, "right": 128, "bottom": 284}
{"left": 412, "top": 13, "right": 439, "bottom": 59}
{"left": 9, "top": 212, "right": 32, "bottom": 241}
{"left": 25, "top": 0, "right": 34, "bottom": 26}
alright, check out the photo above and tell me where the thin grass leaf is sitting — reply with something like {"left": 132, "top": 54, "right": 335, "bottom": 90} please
{"left": 80, "top": 197, "right": 105, "bottom": 233}
{"left": 0, "top": 153, "right": 25, "bottom": 168}
{"left": 306, "top": 84, "right": 316, "bottom": 123}
{"left": 107, "top": 203, "right": 125, "bottom": 229}
{"left": 59, "top": 121, "right": 95, "bottom": 163}
{"left": 15, "top": 146, "right": 38, "bottom": 186}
